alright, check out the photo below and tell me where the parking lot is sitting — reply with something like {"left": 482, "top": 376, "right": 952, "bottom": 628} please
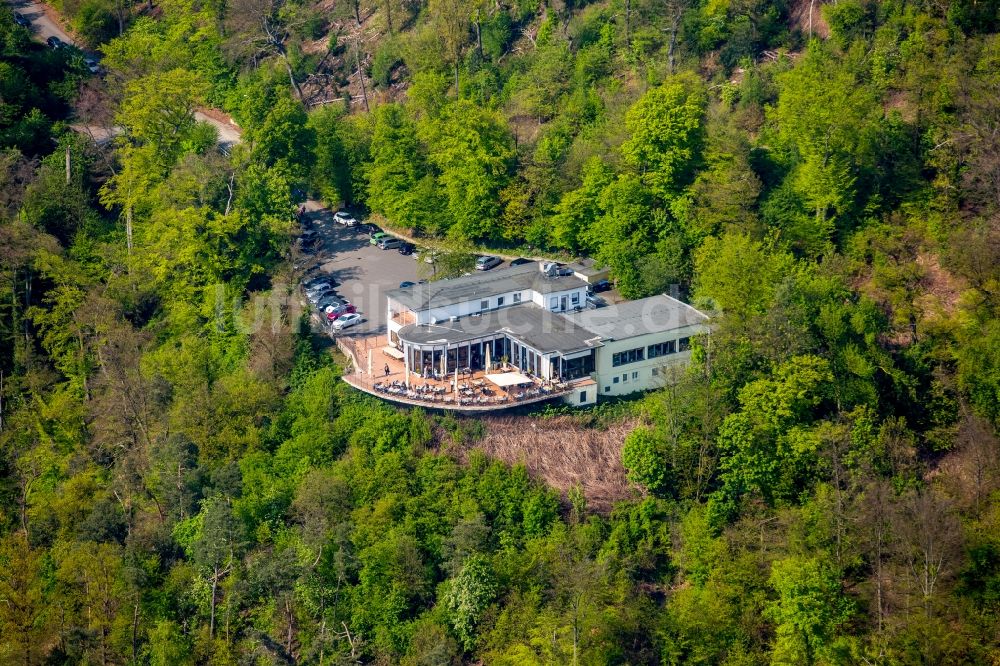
{"left": 293, "top": 203, "right": 621, "bottom": 337}
{"left": 296, "top": 206, "right": 426, "bottom": 336}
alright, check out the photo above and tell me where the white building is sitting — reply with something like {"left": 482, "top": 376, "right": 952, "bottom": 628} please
{"left": 562, "top": 295, "right": 709, "bottom": 397}
{"left": 382, "top": 262, "right": 709, "bottom": 406}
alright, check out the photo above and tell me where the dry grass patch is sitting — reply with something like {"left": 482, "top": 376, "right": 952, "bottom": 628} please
{"left": 453, "top": 414, "right": 640, "bottom": 513}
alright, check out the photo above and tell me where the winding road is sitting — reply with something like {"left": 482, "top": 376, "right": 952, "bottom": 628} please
{"left": 6, "top": 0, "right": 243, "bottom": 148}
{"left": 8, "top": 0, "right": 72, "bottom": 45}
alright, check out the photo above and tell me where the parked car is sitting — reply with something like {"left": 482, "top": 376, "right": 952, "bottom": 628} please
{"left": 316, "top": 294, "right": 345, "bottom": 310}
{"left": 334, "top": 211, "right": 357, "bottom": 226}
{"left": 306, "top": 285, "right": 337, "bottom": 302}
{"left": 325, "top": 303, "right": 357, "bottom": 319}
{"left": 13, "top": 12, "right": 30, "bottom": 27}
{"left": 83, "top": 57, "right": 101, "bottom": 74}
{"left": 308, "top": 293, "right": 337, "bottom": 308}
{"left": 399, "top": 281, "right": 415, "bottom": 288}
{"left": 398, "top": 242, "right": 415, "bottom": 255}
{"left": 378, "top": 237, "right": 403, "bottom": 250}
{"left": 361, "top": 223, "right": 380, "bottom": 235}
{"left": 331, "top": 312, "right": 363, "bottom": 331}
{"left": 304, "top": 274, "right": 336, "bottom": 288}
{"left": 510, "top": 257, "right": 533, "bottom": 266}
{"left": 369, "top": 232, "right": 389, "bottom": 245}
{"left": 46, "top": 36, "right": 64, "bottom": 49}
{"left": 305, "top": 278, "right": 335, "bottom": 293}
{"left": 589, "top": 279, "right": 612, "bottom": 293}
{"left": 476, "top": 255, "right": 502, "bottom": 271}
{"left": 586, "top": 294, "right": 607, "bottom": 309}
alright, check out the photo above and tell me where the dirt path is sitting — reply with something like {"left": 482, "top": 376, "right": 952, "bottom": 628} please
{"left": 194, "top": 111, "right": 242, "bottom": 150}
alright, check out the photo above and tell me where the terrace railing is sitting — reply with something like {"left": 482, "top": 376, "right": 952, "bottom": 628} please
{"left": 342, "top": 370, "right": 575, "bottom": 411}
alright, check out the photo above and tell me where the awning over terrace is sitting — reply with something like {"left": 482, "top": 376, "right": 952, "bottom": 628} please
{"left": 486, "top": 372, "right": 534, "bottom": 388}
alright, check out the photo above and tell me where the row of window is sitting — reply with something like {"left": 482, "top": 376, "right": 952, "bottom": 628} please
{"left": 476, "top": 290, "right": 584, "bottom": 313}
{"left": 648, "top": 340, "right": 675, "bottom": 358}
{"left": 612, "top": 347, "right": 644, "bottom": 367}
{"left": 479, "top": 292, "right": 522, "bottom": 311}
{"left": 612, "top": 337, "right": 692, "bottom": 367}
{"left": 604, "top": 365, "right": 672, "bottom": 391}
{"left": 610, "top": 370, "right": 641, "bottom": 388}
{"left": 548, "top": 292, "right": 582, "bottom": 310}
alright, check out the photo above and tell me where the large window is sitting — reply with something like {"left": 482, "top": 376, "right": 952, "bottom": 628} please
{"left": 513, "top": 292, "right": 521, "bottom": 303}
{"left": 679, "top": 336, "right": 691, "bottom": 351}
{"left": 480, "top": 300, "right": 488, "bottom": 310}
{"left": 612, "top": 347, "right": 644, "bottom": 367}
{"left": 571, "top": 292, "right": 580, "bottom": 305}
{"left": 497, "top": 296, "right": 505, "bottom": 307}
{"left": 647, "top": 340, "right": 676, "bottom": 358}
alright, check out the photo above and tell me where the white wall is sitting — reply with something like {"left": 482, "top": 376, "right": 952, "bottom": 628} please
{"left": 529, "top": 287, "right": 587, "bottom": 312}
{"left": 561, "top": 381, "right": 598, "bottom": 407}
{"left": 423, "top": 288, "right": 531, "bottom": 323}
{"left": 394, "top": 284, "right": 588, "bottom": 326}
{"left": 594, "top": 323, "right": 708, "bottom": 397}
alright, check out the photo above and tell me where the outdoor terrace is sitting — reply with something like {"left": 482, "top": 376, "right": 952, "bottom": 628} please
{"left": 337, "top": 334, "right": 586, "bottom": 412}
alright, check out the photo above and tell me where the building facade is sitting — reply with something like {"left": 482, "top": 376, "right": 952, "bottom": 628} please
{"left": 562, "top": 297, "right": 708, "bottom": 396}
{"left": 382, "top": 262, "right": 709, "bottom": 404}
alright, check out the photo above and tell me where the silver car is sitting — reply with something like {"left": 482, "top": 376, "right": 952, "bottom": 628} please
{"left": 476, "top": 255, "right": 501, "bottom": 271}
{"left": 331, "top": 312, "right": 363, "bottom": 330}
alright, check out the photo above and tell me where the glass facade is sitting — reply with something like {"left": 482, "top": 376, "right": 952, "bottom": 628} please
{"left": 612, "top": 347, "right": 645, "bottom": 367}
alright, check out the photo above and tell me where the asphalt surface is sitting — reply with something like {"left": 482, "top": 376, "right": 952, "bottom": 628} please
{"left": 8, "top": 0, "right": 72, "bottom": 45}
{"left": 296, "top": 204, "right": 421, "bottom": 336}
{"left": 293, "top": 204, "right": 536, "bottom": 337}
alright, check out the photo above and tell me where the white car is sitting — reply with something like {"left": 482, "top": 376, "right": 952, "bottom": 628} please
{"left": 334, "top": 211, "right": 358, "bottom": 226}
{"left": 331, "top": 312, "right": 363, "bottom": 331}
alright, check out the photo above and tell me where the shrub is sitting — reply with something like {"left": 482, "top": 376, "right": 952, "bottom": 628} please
{"left": 75, "top": 0, "right": 117, "bottom": 47}
{"left": 371, "top": 40, "right": 403, "bottom": 88}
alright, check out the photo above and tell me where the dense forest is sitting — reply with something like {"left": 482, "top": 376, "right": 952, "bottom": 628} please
{"left": 2, "top": 0, "right": 1000, "bottom": 661}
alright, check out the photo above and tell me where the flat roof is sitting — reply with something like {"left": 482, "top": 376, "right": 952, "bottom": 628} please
{"left": 397, "top": 304, "right": 603, "bottom": 355}
{"left": 566, "top": 258, "right": 608, "bottom": 278}
{"left": 386, "top": 262, "right": 589, "bottom": 311}
{"left": 563, "top": 294, "right": 709, "bottom": 341}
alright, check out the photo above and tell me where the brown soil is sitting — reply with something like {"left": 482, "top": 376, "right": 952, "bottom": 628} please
{"left": 196, "top": 107, "right": 239, "bottom": 129}
{"left": 915, "top": 252, "right": 967, "bottom": 318}
{"left": 453, "top": 414, "right": 640, "bottom": 513}
{"left": 787, "top": 0, "right": 831, "bottom": 39}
